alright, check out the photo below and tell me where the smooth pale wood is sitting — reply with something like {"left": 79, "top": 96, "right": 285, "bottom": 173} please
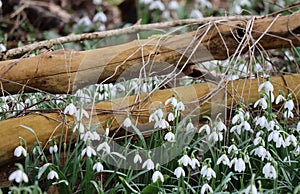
{"left": 0, "top": 12, "right": 300, "bottom": 94}
{"left": 1, "top": 74, "right": 300, "bottom": 165}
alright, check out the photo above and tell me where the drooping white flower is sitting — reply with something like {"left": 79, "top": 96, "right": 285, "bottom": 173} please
{"left": 189, "top": 9, "right": 203, "bottom": 18}
{"left": 165, "top": 96, "right": 178, "bottom": 107}
{"left": 81, "top": 146, "right": 96, "bottom": 158}
{"left": 78, "top": 16, "right": 92, "bottom": 27}
{"left": 228, "top": 145, "right": 238, "bottom": 155}
{"left": 134, "top": 153, "right": 142, "bottom": 164}
{"left": 47, "top": 170, "right": 59, "bottom": 180}
{"left": 216, "top": 154, "right": 231, "bottom": 167}
{"left": 142, "top": 158, "right": 155, "bottom": 170}
{"left": 250, "top": 146, "right": 268, "bottom": 161}
{"left": 186, "top": 122, "right": 195, "bottom": 132}
{"left": 284, "top": 110, "right": 294, "bottom": 119}
{"left": 8, "top": 169, "right": 29, "bottom": 183}
{"left": 284, "top": 134, "right": 297, "bottom": 147}
{"left": 81, "top": 131, "right": 100, "bottom": 141}
{"left": 168, "top": 0, "right": 179, "bottom": 10}
{"left": 123, "top": 117, "right": 132, "bottom": 128}
{"left": 93, "top": 162, "right": 104, "bottom": 172}
{"left": 234, "top": 158, "right": 246, "bottom": 172}
{"left": 178, "top": 154, "right": 192, "bottom": 167}
{"left": 297, "top": 121, "right": 300, "bottom": 132}
{"left": 75, "top": 108, "right": 89, "bottom": 121}
{"left": 258, "top": 80, "right": 274, "bottom": 93}
{"left": 93, "top": 12, "right": 107, "bottom": 23}
{"left": 190, "top": 157, "right": 200, "bottom": 169}
{"left": 254, "top": 98, "right": 268, "bottom": 110}
{"left": 176, "top": 101, "right": 185, "bottom": 111}
{"left": 49, "top": 145, "right": 58, "bottom": 154}
{"left": 14, "top": 145, "right": 27, "bottom": 157}
{"left": 255, "top": 116, "right": 267, "bottom": 128}
{"left": 164, "top": 131, "right": 175, "bottom": 142}
{"left": 174, "top": 166, "right": 185, "bottom": 178}
{"left": 245, "top": 183, "right": 258, "bottom": 194}
{"left": 200, "top": 165, "right": 216, "bottom": 180}
{"left": 97, "top": 142, "right": 111, "bottom": 154}
{"left": 0, "top": 43, "right": 6, "bottom": 52}
{"left": 284, "top": 99, "right": 294, "bottom": 111}
{"left": 275, "top": 94, "right": 286, "bottom": 104}
{"left": 152, "top": 171, "right": 164, "bottom": 182}
{"left": 262, "top": 162, "right": 277, "bottom": 179}
{"left": 201, "top": 183, "right": 213, "bottom": 194}
{"left": 73, "top": 123, "right": 85, "bottom": 133}
{"left": 93, "top": 0, "right": 102, "bottom": 5}
{"left": 199, "top": 124, "right": 211, "bottom": 134}
{"left": 149, "top": 0, "right": 165, "bottom": 10}
{"left": 167, "top": 112, "right": 175, "bottom": 122}
{"left": 217, "top": 120, "right": 227, "bottom": 131}
{"left": 64, "top": 103, "right": 77, "bottom": 115}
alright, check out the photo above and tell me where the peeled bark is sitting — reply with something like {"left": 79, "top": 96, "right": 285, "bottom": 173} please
{"left": 0, "top": 12, "right": 300, "bottom": 95}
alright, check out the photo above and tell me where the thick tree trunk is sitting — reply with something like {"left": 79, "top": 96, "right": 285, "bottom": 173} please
{"left": 0, "top": 11, "right": 299, "bottom": 95}
{"left": 0, "top": 74, "right": 300, "bottom": 166}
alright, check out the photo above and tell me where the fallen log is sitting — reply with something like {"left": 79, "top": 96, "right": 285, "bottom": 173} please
{"left": 0, "top": 74, "right": 300, "bottom": 166}
{"left": 0, "top": 11, "right": 300, "bottom": 95}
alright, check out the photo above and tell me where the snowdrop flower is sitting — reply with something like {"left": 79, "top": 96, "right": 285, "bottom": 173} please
{"left": 165, "top": 96, "right": 177, "bottom": 107}
{"left": 284, "top": 110, "right": 294, "bottom": 119}
{"left": 167, "top": 112, "right": 175, "bottom": 122}
{"left": 254, "top": 98, "right": 267, "bottom": 109}
{"left": 174, "top": 166, "right": 185, "bottom": 178}
{"left": 93, "top": 162, "right": 104, "bottom": 172}
{"left": 190, "top": 157, "right": 200, "bottom": 169}
{"left": 189, "top": 9, "right": 203, "bottom": 18}
{"left": 284, "top": 134, "right": 297, "bottom": 147}
{"left": 176, "top": 101, "right": 185, "bottom": 111}
{"left": 97, "top": 142, "right": 111, "bottom": 154}
{"left": 258, "top": 80, "right": 274, "bottom": 93}
{"left": 255, "top": 116, "right": 267, "bottom": 128}
{"left": 228, "top": 145, "right": 238, "bottom": 155}
{"left": 75, "top": 108, "right": 89, "bottom": 121}
{"left": 0, "top": 43, "right": 6, "bottom": 52}
{"left": 49, "top": 144, "right": 58, "bottom": 154}
{"left": 297, "top": 121, "right": 300, "bottom": 132}
{"left": 81, "top": 146, "right": 96, "bottom": 158}
{"left": 140, "top": 0, "right": 153, "bottom": 6}
{"left": 201, "top": 183, "right": 213, "bottom": 194}
{"left": 73, "top": 123, "right": 85, "bottom": 133}
{"left": 250, "top": 146, "right": 269, "bottom": 161}
{"left": 152, "top": 171, "right": 164, "bottom": 182}
{"left": 199, "top": 124, "right": 211, "bottom": 134}
{"left": 245, "top": 183, "right": 258, "bottom": 194}
{"left": 64, "top": 103, "right": 77, "bottom": 115}
{"left": 208, "top": 131, "right": 223, "bottom": 142}
{"left": 217, "top": 120, "right": 227, "bottom": 131}
{"left": 284, "top": 99, "right": 294, "bottom": 111}
{"left": 78, "top": 16, "right": 92, "bottom": 27}
{"left": 178, "top": 154, "right": 192, "bottom": 166}
{"left": 149, "top": 0, "right": 165, "bottom": 11}
{"left": 93, "top": 0, "right": 102, "bottom": 5}
{"left": 200, "top": 165, "right": 216, "bottom": 180}
{"left": 168, "top": 0, "right": 179, "bottom": 10}
{"left": 123, "top": 117, "right": 132, "bottom": 128}
{"left": 262, "top": 162, "right": 277, "bottom": 179}
{"left": 141, "top": 83, "right": 149, "bottom": 93}
{"left": 142, "top": 158, "right": 155, "bottom": 170}
{"left": 233, "top": 158, "right": 246, "bottom": 172}
{"left": 14, "top": 145, "right": 27, "bottom": 157}
{"left": 186, "top": 122, "right": 195, "bottom": 132}
{"left": 253, "top": 136, "right": 265, "bottom": 146}
{"left": 134, "top": 153, "right": 142, "bottom": 164}
{"left": 8, "top": 169, "right": 28, "bottom": 183}
{"left": 217, "top": 154, "right": 231, "bottom": 167}
{"left": 32, "top": 146, "right": 42, "bottom": 155}
{"left": 93, "top": 12, "right": 107, "bottom": 23}
{"left": 81, "top": 131, "right": 100, "bottom": 141}
{"left": 164, "top": 131, "right": 175, "bottom": 142}
{"left": 275, "top": 94, "right": 286, "bottom": 104}
{"left": 47, "top": 170, "right": 59, "bottom": 180}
